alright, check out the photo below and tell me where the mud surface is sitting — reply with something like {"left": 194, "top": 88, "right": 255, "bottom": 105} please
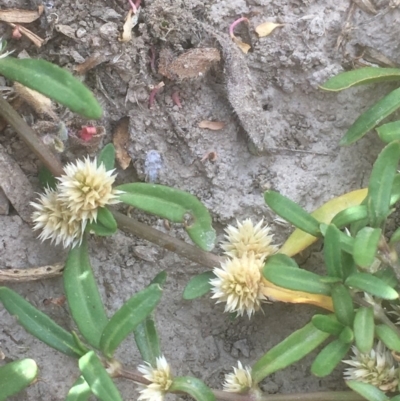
{"left": 1, "top": 0, "right": 399, "bottom": 400}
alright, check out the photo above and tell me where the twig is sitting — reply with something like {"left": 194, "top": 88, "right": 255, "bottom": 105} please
{"left": 112, "top": 210, "right": 223, "bottom": 269}
{"left": 0, "top": 263, "right": 64, "bottom": 282}
{"left": 0, "top": 96, "right": 64, "bottom": 177}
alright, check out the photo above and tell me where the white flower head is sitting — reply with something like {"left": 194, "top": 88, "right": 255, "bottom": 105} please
{"left": 221, "top": 219, "right": 277, "bottom": 261}
{"left": 210, "top": 254, "right": 266, "bottom": 318}
{"left": 343, "top": 341, "right": 399, "bottom": 392}
{"left": 31, "top": 188, "right": 85, "bottom": 248}
{"left": 223, "top": 361, "right": 252, "bottom": 393}
{"left": 57, "top": 157, "right": 121, "bottom": 222}
{"left": 138, "top": 355, "right": 173, "bottom": 401}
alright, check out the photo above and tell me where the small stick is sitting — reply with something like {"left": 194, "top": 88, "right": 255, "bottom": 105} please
{"left": 149, "top": 81, "right": 165, "bottom": 108}
{"left": 0, "top": 263, "right": 64, "bottom": 282}
{"left": 229, "top": 17, "right": 249, "bottom": 38}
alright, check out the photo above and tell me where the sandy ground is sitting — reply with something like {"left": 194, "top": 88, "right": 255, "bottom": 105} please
{"left": 1, "top": 0, "right": 400, "bottom": 399}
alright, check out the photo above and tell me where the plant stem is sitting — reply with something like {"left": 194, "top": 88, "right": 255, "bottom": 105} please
{"left": 112, "top": 210, "right": 223, "bottom": 269}
{"left": 0, "top": 96, "right": 64, "bottom": 177}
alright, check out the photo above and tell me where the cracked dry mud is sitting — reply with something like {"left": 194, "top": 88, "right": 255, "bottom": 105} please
{"left": 1, "top": 0, "right": 399, "bottom": 400}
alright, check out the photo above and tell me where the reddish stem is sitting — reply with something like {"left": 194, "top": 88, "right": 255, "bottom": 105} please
{"left": 229, "top": 17, "right": 249, "bottom": 38}
{"left": 128, "top": 0, "right": 141, "bottom": 12}
{"left": 149, "top": 82, "right": 165, "bottom": 109}
{"left": 171, "top": 91, "right": 182, "bottom": 108}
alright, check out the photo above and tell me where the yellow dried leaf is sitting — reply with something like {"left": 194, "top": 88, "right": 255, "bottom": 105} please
{"left": 279, "top": 188, "right": 367, "bottom": 257}
{"left": 232, "top": 36, "right": 251, "bottom": 54}
{"left": 0, "top": 6, "right": 43, "bottom": 23}
{"left": 119, "top": 9, "right": 139, "bottom": 42}
{"left": 198, "top": 120, "right": 225, "bottom": 130}
{"left": 255, "top": 21, "right": 284, "bottom": 37}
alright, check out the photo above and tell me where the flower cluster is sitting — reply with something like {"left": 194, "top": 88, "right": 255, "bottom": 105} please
{"left": 223, "top": 361, "right": 252, "bottom": 393}
{"left": 31, "top": 157, "right": 121, "bottom": 248}
{"left": 210, "top": 218, "right": 278, "bottom": 318}
{"left": 138, "top": 356, "right": 173, "bottom": 401}
{"left": 343, "top": 342, "right": 399, "bottom": 392}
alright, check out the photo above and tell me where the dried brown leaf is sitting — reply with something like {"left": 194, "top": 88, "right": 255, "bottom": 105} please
{"left": 7, "top": 23, "right": 44, "bottom": 47}
{"left": 113, "top": 117, "right": 131, "bottom": 170}
{"left": 231, "top": 36, "right": 251, "bottom": 54}
{"left": 255, "top": 21, "right": 284, "bottom": 37}
{"left": 0, "top": 5, "right": 43, "bottom": 23}
{"left": 198, "top": 120, "right": 225, "bottom": 130}
{"left": 119, "top": 9, "right": 139, "bottom": 42}
{"left": 75, "top": 53, "right": 108, "bottom": 75}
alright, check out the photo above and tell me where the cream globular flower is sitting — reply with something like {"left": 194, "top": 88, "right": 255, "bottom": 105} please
{"left": 210, "top": 254, "right": 267, "bottom": 318}
{"left": 137, "top": 356, "right": 173, "bottom": 401}
{"left": 343, "top": 342, "right": 399, "bottom": 392}
{"left": 31, "top": 188, "right": 85, "bottom": 248}
{"left": 221, "top": 218, "right": 278, "bottom": 261}
{"left": 223, "top": 361, "right": 253, "bottom": 393}
{"left": 57, "top": 157, "right": 121, "bottom": 222}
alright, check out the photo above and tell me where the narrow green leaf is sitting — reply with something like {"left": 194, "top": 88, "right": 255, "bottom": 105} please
{"left": 86, "top": 207, "right": 118, "bottom": 236}
{"left": 265, "top": 253, "right": 300, "bottom": 268}
{"left": 64, "top": 236, "right": 108, "bottom": 349}
{"left": 339, "top": 327, "right": 354, "bottom": 344}
{"left": 346, "top": 381, "right": 389, "bottom": 401}
{"left": 100, "top": 284, "right": 162, "bottom": 358}
{"left": 311, "top": 314, "right": 344, "bottom": 336}
{"left": 375, "top": 324, "right": 400, "bottom": 352}
{"left": 320, "top": 223, "right": 354, "bottom": 254}
{"left": 0, "top": 57, "right": 102, "bottom": 119}
{"left": 264, "top": 190, "right": 320, "bottom": 236}
{"left": 345, "top": 272, "right": 399, "bottom": 300}
{"left": 376, "top": 120, "right": 400, "bottom": 143}
{"left": 134, "top": 317, "right": 161, "bottom": 367}
{"left": 331, "top": 205, "right": 368, "bottom": 228}
{"left": 98, "top": 144, "right": 115, "bottom": 171}
{"left": 390, "top": 174, "right": 400, "bottom": 205}
{"left": 117, "top": 183, "right": 216, "bottom": 251}
{"left": 150, "top": 271, "right": 167, "bottom": 286}
{"left": 354, "top": 307, "right": 374, "bottom": 353}
{"left": 323, "top": 225, "right": 343, "bottom": 278}
{"left": 354, "top": 227, "right": 382, "bottom": 268}
{"left": 340, "top": 89, "right": 400, "bottom": 146}
{"left": 252, "top": 322, "right": 330, "bottom": 383}
{"left": 0, "top": 287, "right": 82, "bottom": 358}
{"left": 169, "top": 377, "right": 215, "bottom": 401}
{"left": 342, "top": 252, "right": 357, "bottom": 280}
{"left": 367, "top": 141, "right": 400, "bottom": 226}
{"left": 332, "top": 284, "right": 355, "bottom": 326}
{"left": 390, "top": 226, "right": 400, "bottom": 244}
{"left": 0, "top": 359, "right": 38, "bottom": 401}
{"left": 65, "top": 376, "right": 92, "bottom": 401}
{"left": 311, "top": 339, "right": 351, "bottom": 377}
{"left": 374, "top": 268, "right": 398, "bottom": 288}
{"left": 319, "top": 276, "right": 343, "bottom": 284}
{"left": 38, "top": 166, "right": 57, "bottom": 190}
{"left": 320, "top": 67, "right": 400, "bottom": 91}
{"left": 263, "top": 262, "right": 331, "bottom": 295}
{"left": 71, "top": 332, "right": 91, "bottom": 355}
{"left": 183, "top": 271, "right": 215, "bottom": 300}
{"left": 79, "top": 351, "right": 122, "bottom": 401}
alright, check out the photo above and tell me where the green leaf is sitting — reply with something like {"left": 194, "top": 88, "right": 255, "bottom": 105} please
{"left": 346, "top": 381, "right": 389, "bottom": 401}
{"left": 311, "top": 339, "right": 351, "bottom": 377}
{"left": 345, "top": 272, "right": 399, "bottom": 300}
{"left": 367, "top": 141, "right": 400, "bottom": 227}
{"left": 339, "top": 326, "right": 354, "bottom": 344}
{"left": 100, "top": 284, "right": 162, "bottom": 358}
{"left": 265, "top": 253, "right": 300, "bottom": 268}
{"left": 390, "top": 226, "right": 400, "bottom": 244}
{"left": 64, "top": 236, "right": 109, "bottom": 349}
{"left": 169, "top": 377, "right": 215, "bottom": 401}
{"left": 332, "top": 284, "right": 355, "bottom": 326}
{"left": 376, "top": 120, "right": 400, "bottom": 143}
{"left": 390, "top": 174, "right": 400, "bottom": 205}
{"left": 251, "top": 322, "right": 330, "bottom": 383}
{"left": 264, "top": 190, "right": 320, "bottom": 236}
{"left": 375, "top": 324, "right": 400, "bottom": 352}
{"left": 150, "top": 271, "right": 167, "bottom": 286}
{"left": 263, "top": 262, "right": 331, "bottom": 295}
{"left": 38, "top": 166, "right": 57, "bottom": 190}
{"left": 340, "top": 88, "right": 400, "bottom": 146}
{"left": 354, "top": 307, "right": 374, "bottom": 353}
{"left": 0, "top": 287, "right": 83, "bottom": 358}
{"left": 354, "top": 227, "right": 382, "bottom": 268}
{"left": 183, "top": 271, "right": 215, "bottom": 300}
{"left": 117, "top": 183, "right": 216, "bottom": 251}
{"left": 320, "top": 67, "right": 400, "bottom": 91}
{"left": 374, "top": 268, "right": 398, "bottom": 288}
{"left": 79, "top": 351, "right": 122, "bottom": 401}
{"left": 341, "top": 252, "right": 357, "bottom": 280}
{"left": 311, "top": 314, "right": 344, "bottom": 336}
{"left": 86, "top": 208, "right": 118, "bottom": 237}
{"left": 331, "top": 205, "right": 368, "bottom": 228}
{"left": 65, "top": 376, "right": 92, "bottom": 401}
{"left": 323, "top": 225, "right": 343, "bottom": 279}
{"left": 0, "top": 359, "right": 38, "bottom": 401}
{"left": 134, "top": 317, "right": 161, "bottom": 367}
{"left": 98, "top": 144, "right": 115, "bottom": 171}
{"left": 0, "top": 57, "right": 102, "bottom": 119}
